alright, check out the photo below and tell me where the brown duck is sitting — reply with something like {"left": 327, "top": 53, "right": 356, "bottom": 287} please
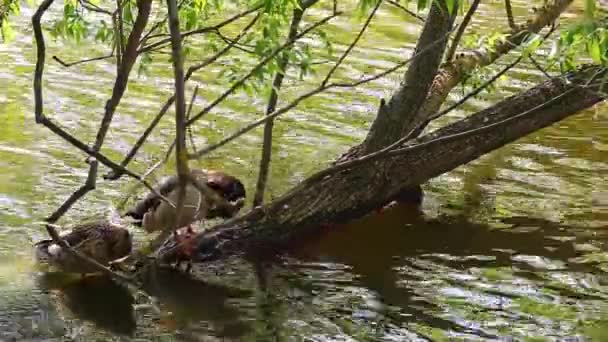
{"left": 35, "top": 219, "right": 133, "bottom": 274}
{"left": 125, "top": 169, "right": 246, "bottom": 233}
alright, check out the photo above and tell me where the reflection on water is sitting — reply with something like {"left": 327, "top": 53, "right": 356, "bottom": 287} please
{"left": 37, "top": 274, "right": 136, "bottom": 336}
{"left": 0, "top": 0, "right": 606, "bottom": 339}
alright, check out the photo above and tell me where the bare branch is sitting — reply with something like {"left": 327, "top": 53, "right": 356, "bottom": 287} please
{"left": 104, "top": 13, "right": 260, "bottom": 180}
{"left": 505, "top": 0, "right": 516, "bottom": 29}
{"left": 186, "top": 85, "right": 200, "bottom": 153}
{"left": 166, "top": 0, "right": 189, "bottom": 231}
{"left": 321, "top": 0, "right": 381, "bottom": 87}
{"left": 386, "top": 0, "right": 425, "bottom": 22}
{"left": 52, "top": 51, "right": 114, "bottom": 67}
{"left": 529, "top": 55, "right": 553, "bottom": 79}
{"left": 253, "top": 3, "right": 308, "bottom": 207}
{"left": 33, "top": 0, "right": 171, "bottom": 209}
{"left": 186, "top": 12, "right": 342, "bottom": 126}
{"left": 445, "top": 0, "right": 481, "bottom": 62}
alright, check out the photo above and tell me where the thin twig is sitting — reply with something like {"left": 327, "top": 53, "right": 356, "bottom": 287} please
{"left": 321, "top": 0, "right": 381, "bottom": 87}
{"left": 116, "top": 141, "right": 175, "bottom": 211}
{"left": 505, "top": 0, "right": 516, "bottom": 29}
{"left": 213, "top": 30, "right": 257, "bottom": 54}
{"left": 138, "top": 0, "right": 187, "bottom": 47}
{"left": 104, "top": 13, "right": 261, "bottom": 180}
{"left": 52, "top": 52, "right": 114, "bottom": 67}
{"left": 253, "top": 3, "right": 308, "bottom": 207}
{"left": 188, "top": 29, "right": 454, "bottom": 160}
{"left": 138, "top": 5, "right": 262, "bottom": 53}
{"left": 529, "top": 55, "right": 553, "bottom": 79}
{"left": 429, "top": 57, "right": 522, "bottom": 122}
{"left": 115, "top": 0, "right": 125, "bottom": 64}
{"left": 186, "top": 85, "right": 200, "bottom": 153}
{"left": 79, "top": 0, "right": 112, "bottom": 15}
{"left": 445, "top": 0, "right": 480, "bottom": 62}
{"left": 186, "top": 12, "right": 341, "bottom": 126}
{"left": 386, "top": 0, "right": 425, "bottom": 22}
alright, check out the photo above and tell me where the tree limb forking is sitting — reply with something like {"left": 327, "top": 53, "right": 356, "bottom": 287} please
{"left": 416, "top": 0, "right": 573, "bottom": 129}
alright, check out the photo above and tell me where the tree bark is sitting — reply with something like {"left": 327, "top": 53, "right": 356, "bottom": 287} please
{"left": 156, "top": 65, "right": 605, "bottom": 265}
{"left": 358, "top": 0, "right": 457, "bottom": 155}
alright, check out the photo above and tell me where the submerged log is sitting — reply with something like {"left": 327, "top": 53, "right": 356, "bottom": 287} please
{"left": 152, "top": 65, "right": 605, "bottom": 265}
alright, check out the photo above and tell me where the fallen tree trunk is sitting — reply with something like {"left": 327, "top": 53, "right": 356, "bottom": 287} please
{"left": 156, "top": 65, "right": 605, "bottom": 264}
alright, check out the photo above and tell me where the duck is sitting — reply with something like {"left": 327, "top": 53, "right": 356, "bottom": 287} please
{"left": 124, "top": 169, "right": 246, "bottom": 233}
{"left": 35, "top": 219, "right": 133, "bottom": 275}
{"left": 154, "top": 225, "right": 199, "bottom": 273}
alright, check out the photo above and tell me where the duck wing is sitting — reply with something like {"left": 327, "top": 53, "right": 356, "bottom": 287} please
{"left": 124, "top": 175, "right": 180, "bottom": 224}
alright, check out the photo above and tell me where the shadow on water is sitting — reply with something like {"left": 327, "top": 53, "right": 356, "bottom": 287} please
{"left": 36, "top": 273, "right": 137, "bottom": 336}
{"left": 283, "top": 203, "right": 608, "bottom": 338}
{"left": 139, "top": 265, "right": 253, "bottom": 338}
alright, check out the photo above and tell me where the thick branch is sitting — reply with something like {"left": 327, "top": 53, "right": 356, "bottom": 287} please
{"left": 166, "top": 0, "right": 189, "bottom": 230}
{"left": 157, "top": 66, "right": 605, "bottom": 264}
{"left": 417, "top": 0, "right": 572, "bottom": 128}
{"left": 360, "top": 0, "right": 457, "bottom": 155}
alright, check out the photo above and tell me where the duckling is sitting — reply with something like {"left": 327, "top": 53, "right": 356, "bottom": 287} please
{"left": 124, "top": 169, "right": 246, "bottom": 233}
{"left": 155, "top": 226, "right": 199, "bottom": 273}
{"left": 35, "top": 219, "right": 133, "bottom": 275}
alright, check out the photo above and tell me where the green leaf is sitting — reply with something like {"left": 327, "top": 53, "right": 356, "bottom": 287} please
{"left": 417, "top": 0, "right": 428, "bottom": 11}
{"left": 445, "top": 0, "right": 455, "bottom": 16}
{"left": 588, "top": 38, "right": 602, "bottom": 63}
{"left": 1, "top": 18, "right": 16, "bottom": 42}
{"left": 522, "top": 34, "right": 542, "bottom": 58}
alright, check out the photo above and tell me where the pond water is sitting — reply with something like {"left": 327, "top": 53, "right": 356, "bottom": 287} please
{"left": 0, "top": 0, "right": 607, "bottom": 340}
